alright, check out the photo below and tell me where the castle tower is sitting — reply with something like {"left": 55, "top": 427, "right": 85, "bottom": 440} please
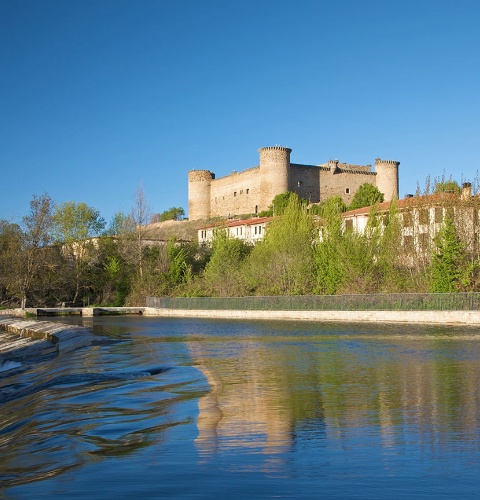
{"left": 375, "top": 158, "right": 400, "bottom": 202}
{"left": 188, "top": 170, "right": 214, "bottom": 220}
{"left": 259, "top": 146, "right": 291, "bottom": 211}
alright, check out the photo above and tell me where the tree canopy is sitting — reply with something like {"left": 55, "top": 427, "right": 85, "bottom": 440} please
{"left": 348, "top": 183, "right": 384, "bottom": 210}
{"left": 153, "top": 207, "right": 185, "bottom": 223}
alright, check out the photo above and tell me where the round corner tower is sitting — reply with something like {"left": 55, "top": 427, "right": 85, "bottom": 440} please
{"left": 259, "top": 146, "right": 291, "bottom": 210}
{"left": 188, "top": 170, "right": 214, "bottom": 220}
{"left": 375, "top": 158, "right": 400, "bottom": 202}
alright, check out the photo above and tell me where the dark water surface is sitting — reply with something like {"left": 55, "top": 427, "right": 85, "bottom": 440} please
{"left": 1, "top": 317, "right": 480, "bottom": 499}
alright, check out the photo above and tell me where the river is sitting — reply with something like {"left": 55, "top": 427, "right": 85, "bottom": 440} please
{"left": 1, "top": 316, "right": 480, "bottom": 498}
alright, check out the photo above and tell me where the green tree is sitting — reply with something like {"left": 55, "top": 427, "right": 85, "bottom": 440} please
{"left": 310, "top": 195, "right": 347, "bottom": 217}
{"left": 434, "top": 179, "right": 461, "bottom": 195}
{"left": 53, "top": 201, "right": 106, "bottom": 304}
{"left": 203, "top": 230, "right": 251, "bottom": 296}
{"left": 247, "top": 194, "right": 315, "bottom": 295}
{"left": 430, "top": 216, "right": 469, "bottom": 292}
{"left": 313, "top": 197, "right": 345, "bottom": 294}
{"left": 348, "top": 183, "right": 384, "bottom": 210}
{"left": 152, "top": 207, "right": 185, "bottom": 222}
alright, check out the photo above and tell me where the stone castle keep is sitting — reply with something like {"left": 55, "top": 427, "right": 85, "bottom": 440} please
{"left": 188, "top": 146, "right": 399, "bottom": 220}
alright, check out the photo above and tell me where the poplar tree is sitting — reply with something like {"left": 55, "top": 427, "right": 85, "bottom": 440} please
{"left": 247, "top": 194, "right": 315, "bottom": 295}
{"left": 430, "top": 216, "right": 468, "bottom": 292}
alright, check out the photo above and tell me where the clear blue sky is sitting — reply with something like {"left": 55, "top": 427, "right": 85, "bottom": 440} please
{"left": 1, "top": 0, "right": 479, "bottom": 224}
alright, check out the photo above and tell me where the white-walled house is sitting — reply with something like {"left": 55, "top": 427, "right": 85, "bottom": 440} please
{"left": 196, "top": 183, "right": 480, "bottom": 261}
{"left": 342, "top": 183, "right": 480, "bottom": 260}
{"left": 197, "top": 216, "right": 274, "bottom": 245}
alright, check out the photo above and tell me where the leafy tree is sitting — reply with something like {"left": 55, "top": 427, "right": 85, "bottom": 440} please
{"left": 430, "top": 216, "right": 469, "bottom": 292}
{"left": 310, "top": 195, "right": 346, "bottom": 217}
{"left": 152, "top": 207, "right": 185, "bottom": 223}
{"left": 434, "top": 179, "right": 461, "bottom": 195}
{"left": 53, "top": 201, "right": 106, "bottom": 304}
{"left": 203, "top": 230, "right": 251, "bottom": 296}
{"left": 313, "top": 197, "right": 345, "bottom": 294}
{"left": 247, "top": 194, "right": 315, "bottom": 295}
{"left": 348, "top": 183, "right": 384, "bottom": 210}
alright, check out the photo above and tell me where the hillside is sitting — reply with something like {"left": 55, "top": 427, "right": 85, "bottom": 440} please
{"left": 144, "top": 219, "right": 207, "bottom": 242}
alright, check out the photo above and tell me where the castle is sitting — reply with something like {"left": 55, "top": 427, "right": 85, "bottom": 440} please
{"left": 188, "top": 146, "right": 399, "bottom": 220}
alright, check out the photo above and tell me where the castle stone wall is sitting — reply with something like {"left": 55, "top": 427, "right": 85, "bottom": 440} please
{"left": 209, "top": 167, "right": 261, "bottom": 217}
{"left": 187, "top": 146, "right": 399, "bottom": 220}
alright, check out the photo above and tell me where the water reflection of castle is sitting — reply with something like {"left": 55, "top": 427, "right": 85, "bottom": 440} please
{"left": 188, "top": 332, "right": 480, "bottom": 461}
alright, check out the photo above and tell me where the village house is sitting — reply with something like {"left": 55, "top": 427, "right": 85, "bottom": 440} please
{"left": 197, "top": 183, "right": 480, "bottom": 263}
{"left": 197, "top": 216, "right": 273, "bottom": 245}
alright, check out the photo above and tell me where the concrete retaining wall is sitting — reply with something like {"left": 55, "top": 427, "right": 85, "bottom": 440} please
{"left": 143, "top": 307, "right": 480, "bottom": 325}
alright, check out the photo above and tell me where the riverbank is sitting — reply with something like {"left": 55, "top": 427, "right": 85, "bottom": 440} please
{"left": 143, "top": 307, "right": 480, "bottom": 325}
{"left": 2, "top": 305, "right": 479, "bottom": 325}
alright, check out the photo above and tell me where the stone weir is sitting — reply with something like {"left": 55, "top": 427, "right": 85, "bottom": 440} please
{"left": 0, "top": 316, "right": 94, "bottom": 363}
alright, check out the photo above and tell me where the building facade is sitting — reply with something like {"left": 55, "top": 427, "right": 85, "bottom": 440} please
{"left": 188, "top": 145, "right": 400, "bottom": 220}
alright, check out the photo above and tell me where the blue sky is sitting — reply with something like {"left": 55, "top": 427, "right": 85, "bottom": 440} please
{"left": 1, "top": 0, "right": 479, "bottom": 224}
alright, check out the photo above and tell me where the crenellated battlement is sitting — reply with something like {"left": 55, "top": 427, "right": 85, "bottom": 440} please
{"left": 375, "top": 158, "right": 400, "bottom": 167}
{"left": 188, "top": 170, "right": 215, "bottom": 182}
{"left": 258, "top": 145, "right": 292, "bottom": 153}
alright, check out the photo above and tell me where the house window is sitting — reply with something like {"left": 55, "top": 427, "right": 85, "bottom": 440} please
{"left": 259, "top": 226, "right": 262, "bottom": 234}
{"left": 403, "top": 212, "right": 413, "bottom": 227}
{"left": 419, "top": 209, "right": 429, "bottom": 225}
{"left": 345, "top": 219, "right": 353, "bottom": 231}
{"left": 403, "top": 235, "right": 414, "bottom": 252}
{"left": 419, "top": 233, "right": 429, "bottom": 251}
{"left": 435, "top": 207, "right": 443, "bottom": 223}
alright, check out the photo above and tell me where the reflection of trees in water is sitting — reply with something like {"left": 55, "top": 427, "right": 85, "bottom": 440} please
{"left": 189, "top": 330, "right": 480, "bottom": 461}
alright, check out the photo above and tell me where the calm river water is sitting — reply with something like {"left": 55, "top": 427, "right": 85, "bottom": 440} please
{"left": 1, "top": 317, "right": 480, "bottom": 498}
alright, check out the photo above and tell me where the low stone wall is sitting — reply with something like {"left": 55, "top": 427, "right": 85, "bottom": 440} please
{"left": 143, "top": 307, "right": 480, "bottom": 325}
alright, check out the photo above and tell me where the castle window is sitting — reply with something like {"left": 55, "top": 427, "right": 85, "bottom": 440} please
{"left": 246, "top": 189, "right": 249, "bottom": 194}
{"left": 234, "top": 192, "right": 237, "bottom": 197}
{"left": 345, "top": 188, "right": 350, "bottom": 194}
{"left": 240, "top": 190, "right": 243, "bottom": 194}
{"left": 297, "top": 181, "right": 302, "bottom": 187}
{"left": 255, "top": 205, "right": 258, "bottom": 214}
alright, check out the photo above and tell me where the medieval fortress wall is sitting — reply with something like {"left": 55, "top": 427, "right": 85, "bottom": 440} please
{"left": 188, "top": 146, "right": 399, "bottom": 220}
